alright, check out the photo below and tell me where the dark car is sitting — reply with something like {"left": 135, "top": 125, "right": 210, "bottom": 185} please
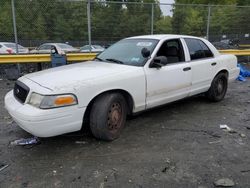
{"left": 212, "top": 42, "right": 237, "bottom": 50}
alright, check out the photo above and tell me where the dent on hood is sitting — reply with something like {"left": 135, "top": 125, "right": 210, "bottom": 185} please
{"left": 52, "top": 79, "right": 94, "bottom": 92}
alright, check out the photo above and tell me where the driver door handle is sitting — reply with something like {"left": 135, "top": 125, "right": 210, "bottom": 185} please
{"left": 183, "top": 67, "right": 191, "bottom": 71}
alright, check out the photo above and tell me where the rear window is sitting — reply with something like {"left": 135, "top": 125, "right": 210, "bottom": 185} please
{"left": 93, "top": 45, "right": 104, "bottom": 49}
{"left": 80, "top": 45, "right": 90, "bottom": 50}
{"left": 57, "top": 43, "right": 75, "bottom": 49}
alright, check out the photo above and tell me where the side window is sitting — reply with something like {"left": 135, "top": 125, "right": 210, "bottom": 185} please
{"left": 198, "top": 40, "right": 213, "bottom": 58}
{"left": 45, "top": 45, "right": 52, "bottom": 50}
{"left": 39, "top": 45, "right": 46, "bottom": 50}
{"left": 184, "top": 38, "right": 213, "bottom": 60}
{"left": 39, "top": 45, "right": 51, "bottom": 50}
{"left": 156, "top": 39, "right": 185, "bottom": 64}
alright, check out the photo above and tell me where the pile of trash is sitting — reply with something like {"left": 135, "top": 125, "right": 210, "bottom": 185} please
{"left": 237, "top": 64, "right": 250, "bottom": 81}
{"left": 10, "top": 137, "right": 40, "bottom": 146}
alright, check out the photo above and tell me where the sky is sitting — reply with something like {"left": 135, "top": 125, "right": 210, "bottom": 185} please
{"left": 159, "top": 0, "right": 175, "bottom": 16}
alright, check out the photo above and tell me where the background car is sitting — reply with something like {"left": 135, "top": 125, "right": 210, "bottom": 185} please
{"left": 80, "top": 45, "right": 105, "bottom": 53}
{"left": 0, "top": 42, "right": 29, "bottom": 54}
{"left": 30, "top": 43, "right": 79, "bottom": 54}
{"left": 212, "top": 42, "right": 237, "bottom": 50}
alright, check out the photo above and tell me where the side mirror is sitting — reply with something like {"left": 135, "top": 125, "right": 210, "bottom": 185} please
{"left": 150, "top": 56, "right": 168, "bottom": 68}
{"left": 141, "top": 48, "right": 150, "bottom": 58}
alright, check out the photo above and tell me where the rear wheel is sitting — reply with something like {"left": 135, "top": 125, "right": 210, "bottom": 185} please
{"left": 206, "top": 72, "right": 228, "bottom": 102}
{"left": 90, "top": 93, "right": 127, "bottom": 141}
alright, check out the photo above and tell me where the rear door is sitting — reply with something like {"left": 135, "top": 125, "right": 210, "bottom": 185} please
{"left": 184, "top": 38, "right": 216, "bottom": 95}
{"left": 144, "top": 39, "right": 192, "bottom": 109}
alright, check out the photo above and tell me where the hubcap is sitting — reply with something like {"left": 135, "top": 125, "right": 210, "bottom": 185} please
{"left": 107, "top": 103, "right": 122, "bottom": 131}
{"left": 217, "top": 79, "right": 224, "bottom": 94}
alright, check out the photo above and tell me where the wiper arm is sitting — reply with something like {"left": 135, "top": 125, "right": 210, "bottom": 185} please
{"left": 94, "top": 57, "right": 104, "bottom": 61}
{"left": 105, "top": 58, "right": 124, "bottom": 64}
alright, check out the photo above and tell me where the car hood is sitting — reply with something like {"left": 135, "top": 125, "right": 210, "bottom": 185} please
{"left": 23, "top": 61, "right": 140, "bottom": 91}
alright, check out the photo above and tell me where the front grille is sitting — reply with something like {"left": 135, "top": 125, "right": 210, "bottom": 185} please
{"left": 14, "top": 81, "right": 30, "bottom": 103}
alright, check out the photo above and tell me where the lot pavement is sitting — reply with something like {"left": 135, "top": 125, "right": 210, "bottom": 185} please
{"left": 0, "top": 78, "right": 250, "bottom": 188}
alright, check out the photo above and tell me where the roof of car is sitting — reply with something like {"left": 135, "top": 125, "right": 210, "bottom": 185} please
{"left": 41, "top": 43, "right": 65, "bottom": 45}
{"left": 127, "top": 34, "right": 203, "bottom": 40}
{"left": 0, "top": 42, "right": 16, "bottom": 44}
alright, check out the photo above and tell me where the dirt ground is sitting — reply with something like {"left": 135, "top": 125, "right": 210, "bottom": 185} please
{"left": 0, "top": 78, "right": 250, "bottom": 188}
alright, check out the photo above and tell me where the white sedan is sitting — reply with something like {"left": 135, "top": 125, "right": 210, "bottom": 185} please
{"left": 30, "top": 43, "right": 79, "bottom": 54}
{"left": 5, "top": 35, "right": 240, "bottom": 141}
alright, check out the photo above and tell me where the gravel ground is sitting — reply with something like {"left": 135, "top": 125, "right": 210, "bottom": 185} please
{"left": 0, "top": 78, "right": 250, "bottom": 188}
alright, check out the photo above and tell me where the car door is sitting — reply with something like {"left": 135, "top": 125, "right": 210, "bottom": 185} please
{"left": 144, "top": 39, "right": 192, "bottom": 109}
{"left": 183, "top": 38, "right": 216, "bottom": 96}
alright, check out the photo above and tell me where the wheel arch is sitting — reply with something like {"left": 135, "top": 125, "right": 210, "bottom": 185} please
{"left": 82, "top": 89, "right": 135, "bottom": 128}
{"left": 209, "top": 69, "right": 229, "bottom": 87}
{"left": 215, "top": 69, "right": 229, "bottom": 78}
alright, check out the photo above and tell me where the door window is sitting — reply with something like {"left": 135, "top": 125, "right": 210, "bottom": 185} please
{"left": 184, "top": 38, "right": 213, "bottom": 60}
{"left": 198, "top": 40, "right": 213, "bottom": 58}
{"left": 39, "top": 45, "right": 51, "bottom": 50}
{"left": 156, "top": 39, "right": 185, "bottom": 64}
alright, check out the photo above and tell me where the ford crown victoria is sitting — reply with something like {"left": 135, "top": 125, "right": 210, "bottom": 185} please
{"left": 5, "top": 35, "right": 240, "bottom": 141}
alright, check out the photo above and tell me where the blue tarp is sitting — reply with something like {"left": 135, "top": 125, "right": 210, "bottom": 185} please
{"left": 237, "top": 64, "right": 250, "bottom": 81}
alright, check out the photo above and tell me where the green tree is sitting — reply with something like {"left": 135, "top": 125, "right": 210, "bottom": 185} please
{"left": 0, "top": 1, "right": 13, "bottom": 40}
{"left": 155, "top": 16, "right": 172, "bottom": 34}
{"left": 171, "top": 0, "right": 238, "bottom": 36}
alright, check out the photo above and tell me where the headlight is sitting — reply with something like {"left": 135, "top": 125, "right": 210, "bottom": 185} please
{"left": 28, "top": 93, "right": 78, "bottom": 109}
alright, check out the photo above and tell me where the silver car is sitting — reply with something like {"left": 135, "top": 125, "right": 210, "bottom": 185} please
{"left": 0, "top": 42, "right": 29, "bottom": 54}
{"left": 30, "top": 43, "right": 79, "bottom": 54}
{"left": 80, "top": 45, "right": 105, "bottom": 53}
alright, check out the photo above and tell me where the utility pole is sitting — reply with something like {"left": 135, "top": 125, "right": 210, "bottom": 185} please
{"left": 87, "top": 0, "right": 92, "bottom": 52}
{"left": 206, "top": 6, "right": 211, "bottom": 40}
{"left": 151, "top": 3, "right": 154, "bottom": 35}
{"left": 11, "top": 0, "right": 21, "bottom": 73}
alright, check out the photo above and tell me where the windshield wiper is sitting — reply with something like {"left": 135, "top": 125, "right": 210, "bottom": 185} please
{"left": 105, "top": 58, "right": 124, "bottom": 64}
{"left": 94, "top": 57, "right": 104, "bottom": 61}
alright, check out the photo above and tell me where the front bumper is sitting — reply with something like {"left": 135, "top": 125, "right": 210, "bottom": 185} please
{"left": 4, "top": 90, "right": 86, "bottom": 137}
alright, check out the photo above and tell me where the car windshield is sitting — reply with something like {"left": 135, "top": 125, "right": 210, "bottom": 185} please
{"left": 57, "top": 43, "right": 75, "bottom": 49}
{"left": 4, "top": 43, "right": 25, "bottom": 49}
{"left": 93, "top": 45, "right": 104, "bottom": 49}
{"left": 97, "top": 39, "right": 159, "bottom": 67}
{"left": 80, "top": 45, "right": 90, "bottom": 50}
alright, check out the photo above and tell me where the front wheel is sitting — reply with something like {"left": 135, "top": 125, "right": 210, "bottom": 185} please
{"left": 90, "top": 93, "right": 127, "bottom": 141}
{"left": 206, "top": 72, "right": 228, "bottom": 102}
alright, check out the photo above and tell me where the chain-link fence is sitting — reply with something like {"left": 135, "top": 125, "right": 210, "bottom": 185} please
{"left": 1, "top": 0, "right": 250, "bottom": 48}
{"left": 0, "top": 0, "right": 250, "bottom": 78}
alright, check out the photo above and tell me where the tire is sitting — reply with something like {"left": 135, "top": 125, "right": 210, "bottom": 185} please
{"left": 90, "top": 93, "right": 127, "bottom": 141}
{"left": 206, "top": 72, "right": 228, "bottom": 102}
